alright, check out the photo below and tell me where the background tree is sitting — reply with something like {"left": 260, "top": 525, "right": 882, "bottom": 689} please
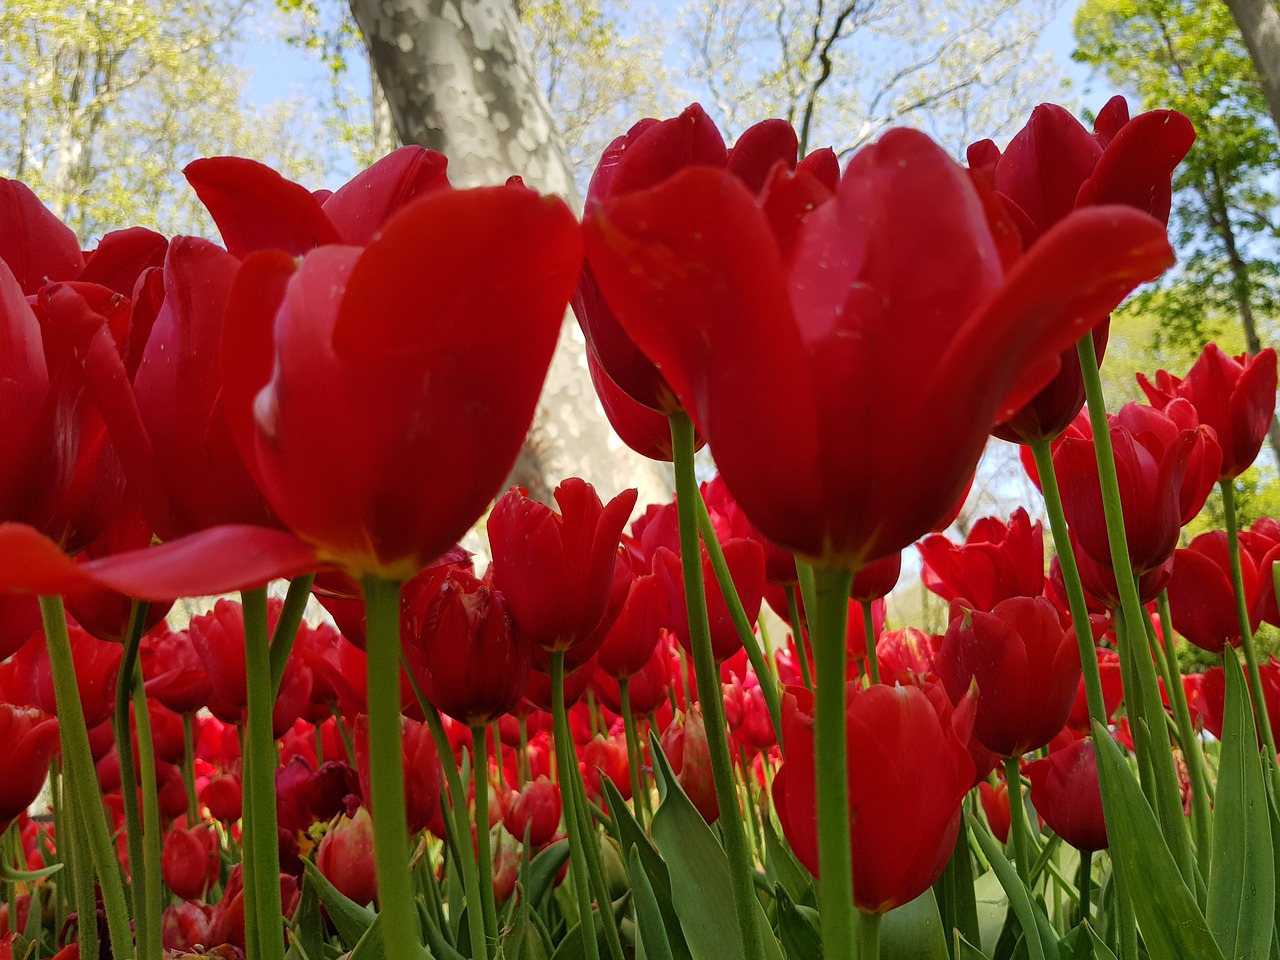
{"left": 0, "top": 0, "right": 326, "bottom": 239}
{"left": 1075, "top": 0, "right": 1280, "bottom": 466}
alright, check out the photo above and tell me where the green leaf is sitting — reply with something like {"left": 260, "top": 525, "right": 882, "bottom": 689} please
{"left": 934, "top": 817, "right": 981, "bottom": 953}
{"left": 418, "top": 900, "right": 468, "bottom": 960}
{"left": 1206, "top": 649, "right": 1275, "bottom": 960}
{"left": 0, "top": 860, "right": 62, "bottom": 883}
{"left": 881, "top": 889, "right": 951, "bottom": 960}
{"left": 1091, "top": 721, "right": 1226, "bottom": 960}
{"left": 967, "top": 816, "right": 1056, "bottom": 960}
{"left": 290, "top": 870, "right": 326, "bottom": 960}
{"left": 774, "top": 883, "right": 823, "bottom": 960}
{"left": 762, "top": 816, "right": 814, "bottom": 907}
{"left": 526, "top": 839, "right": 572, "bottom": 908}
{"left": 955, "top": 931, "right": 992, "bottom": 959}
{"left": 630, "top": 844, "right": 676, "bottom": 960}
{"left": 648, "top": 730, "right": 784, "bottom": 960}
{"left": 1083, "top": 922, "right": 1120, "bottom": 960}
{"left": 301, "top": 856, "right": 375, "bottom": 946}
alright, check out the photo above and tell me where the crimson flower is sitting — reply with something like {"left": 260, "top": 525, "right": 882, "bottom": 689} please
{"left": 1025, "top": 738, "right": 1108, "bottom": 852}
{"left": 1139, "top": 343, "right": 1278, "bottom": 480}
{"left": 772, "top": 680, "right": 975, "bottom": 913}
{"left": 162, "top": 823, "right": 220, "bottom": 900}
{"left": 504, "top": 775, "right": 562, "bottom": 849}
{"left": 1167, "top": 530, "right": 1261, "bottom": 653}
{"left": 0, "top": 705, "right": 60, "bottom": 833}
{"left": 316, "top": 806, "right": 378, "bottom": 907}
{"left": 585, "top": 126, "right": 1174, "bottom": 567}
{"left": 659, "top": 705, "right": 718, "bottom": 823}
{"left": 917, "top": 507, "right": 1045, "bottom": 611}
{"left": 353, "top": 715, "right": 442, "bottom": 835}
{"left": 222, "top": 182, "right": 581, "bottom": 580}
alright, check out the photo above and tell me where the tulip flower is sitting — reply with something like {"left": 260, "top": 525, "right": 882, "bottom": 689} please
{"left": 1139, "top": 343, "right": 1278, "bottom": 481}
{"left": 1167, "top": 530, "right": 1262, "bottom": 653}
{"left": 504, "top": 776, "right": 562, "bottom": 848}
{"left": 585, "top": 126, "right": 1174, "bottom": 568}
{"left": 979, "top": 779, "right": 1012, "bottom": 844}
{"left": 316, "top": 806, "right": 378, "bottom": 907}
{"left": 659, "top": 705, "right": 718, "bottom": 823}
{"left": 0, "top": 705, "right": 60, "bottom": 833}
{"left": 489, "top": 479, "right": 637, "bottom": 654}
{"left": 1025, "top": 738, "right": 1109, "bottom": 852}
{"left": 917, "top": 508, "right": 1045, "bottom": 612}
{"left": 352, "top": 714, "right": 443, "bottom": 836}
{"left": 772, "top": 681, "right": 975, "bottom": 913}
{"left": 162, "top": 824, "right": 220, "bottom": 900}
{"left": 937, "top": 597, "right": 1081, "bottom": 757}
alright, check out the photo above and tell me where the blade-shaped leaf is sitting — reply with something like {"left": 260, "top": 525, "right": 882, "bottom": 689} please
{"left": 881, "top": 889, "right": 951, "bottom": 960}
{"left": 967, "top": 815, "right": 1055, "bottom": 960}
{"left": 630, "top": 844, "right": 676, "bottom": 960}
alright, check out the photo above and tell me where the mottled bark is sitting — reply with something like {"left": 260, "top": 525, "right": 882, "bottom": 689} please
{"left": 347, "top": 0, "right": 673, "bottom": 507}
{"left": 1225, "top": 0, "right": 1280, "bottom": 137}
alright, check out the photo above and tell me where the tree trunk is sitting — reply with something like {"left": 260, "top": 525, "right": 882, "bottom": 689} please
{"left": 347, "top": 0, "right": 673, "bottom": 508}
{"left": 1224, "top": 0, "right": 1280, "bottom": 136}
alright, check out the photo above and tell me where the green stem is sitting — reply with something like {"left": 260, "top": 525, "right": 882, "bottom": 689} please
{"left": 785, "top": 586, "right": 813, "bottom": 691}
{"left": 408, "top": 674, "right": 489, "bottom": 960}
{"left": 361, "top": 576, "right": 423, "bottom": 960}
{"left": 670, "top": 411, "right": 767, "bottom": 960}
{"left": 240, "top": 725, "right": 261, "bottom": 960}
{"left": 858, "top": 911, "right": 882, "bottom": 960}
{"left": 111, "top": 600, "right": 148, "bottom": 943}
{"left": 471, "top": 724, "right": 499, "bottom": 942}
{"left": 860, "top": 602, "right": 880, "bottom": 686}
{"left": 243, "top": 588, "right": 286, "bottom": 960}
{"left": 182, "top": 712, "right": 199, "bottom": 819}
{"left": 38, "top": 596, "right": 131, "bottom": 959}
{"left": 738, "top": 745, "right": 762, "bottom": 861}
{"left": 1004, "top": 757, "right": 1032, "bottom": 888}
{"left": 551, "top": 652, "right": 601, "bottom": 960}
{"left": 3, "top": 825, "right": 16, "bottom": 943}
{"left": 64, "top": 791, "right": 99, "bottom": 960}
{"left": 518, "top": 715, "right": 530, "bottom": 787}
{"left": 132, "top": 659, "right": 164, "bottom": 960}
{"left": 1078, "top": 849, "right": 1092, "bottom": 926}
{"left": 618, "top": 679, "right": 648, "bottom": 830}
{"left": 566, "top": 734, "right": 627, "bottom": 960}
{"left": 694, "top": 495, "right": 784, "bottom": 750}
{"left": 812, "top": 564, "right": 859, "bottom": 960}
{"left": 1221, "top": 480, "right": 1280, "bottom": 795}
{"left": 268, "top": 573, "right": 316, "bottom": 692}
{"left": 1150, "top": 592, "right": 1214, "bottom": 866}
{"left": 1076, "top": 334, "right": 1196, "bottom": 885}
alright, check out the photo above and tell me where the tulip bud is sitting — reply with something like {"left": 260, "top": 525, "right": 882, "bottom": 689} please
{"left": 316, "top": 806, "right": 377, "bottom": 906}
{"left": 162, "top": 823, "right": 220, "bottom": 900}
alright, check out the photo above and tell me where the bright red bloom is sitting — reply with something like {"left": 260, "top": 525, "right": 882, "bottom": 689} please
{"left": 353, "top": 714, "right": 442, "bottom": 836}
{"left": 917, "top": 508, "right": 1045, "bottom": 611}
{"left": 2, "top": 624, "right": 121, "bottom": 727}
{"left": 1139, "top": 343, "right": 1278, "bottom": 481}
{"left": 316, "top": 806, "right": 378, "bottom": 907}
{"left": 1167, "top": 530, "right": 1261, "bottom": 653}
{"left": 653, "top": 536, "right": 764, "bottom": 664}
{"left": 162, "top": 823, "right": 220, "bottom": 899}
{"left": 875, "top": 627, "right": 941, "bottom": 683}
{"left": 0, "top": 705, "right": 59, "bottom": 833}
{"left": 1025, "top": 738, "right": 1108, "bottom": 851}
{"left": 772, "top": 681, "right": 975, "bottom": 913}
{"left": 595, "top": 570, "right": 663, "bottom": 679}
{"left": 1189, "top": 657, "right": 1280, "bottom": 747}
{"left": 978, "top": 779, "right": 1012, "bottom": 844}
{"left": 222, "top": 182, "right": 581, "bottom": 580}
{"left": 582, "top": 734, "right": 631, "bottom": 804}
{"left": 937, "top": 597, "right": 1081, "bottom": 757}
{"left": 592, "top": 634, "right": 672, "bottom": 715}
{"left": 1068, "top": 647, "right": 1124, "bottom": 731}
{"left": 659, "top": 705, "right": 718, "bottom": 823}
{"left": 401, "top": 566, "right": 531, "bottom": 727}
{"left": 504, "top": 775, "right": 562, "bottom": 848}
{"left": 585, "top": 126, "right": 1174, "bottom": 567}
{"left": 161, "top": 901, "right": 216, "bottom": 953}
{"left": 488, "top": 479, "right": 637, "bottom": 653}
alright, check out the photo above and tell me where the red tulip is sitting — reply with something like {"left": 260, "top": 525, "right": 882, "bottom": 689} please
{"left": 353, "top": 714, "right": 442, "bottom": 835}
{"left": 585, "top": 125, "right": 1174, "bottom": 568}
{"left": 772, "top": 681, "right": 975, "bottom": 913}
{"left": 654, "top": 536, "right": 764, "bottom": 664}
{"left": 582, "top": 734, "right": 631, "bottom": 804}
{"left": 3, "top": 624, "right": 121, "bottom": 727}
{"left": 401, "top": 566, "right": 531, "bottom": 727}
{"left": 978, "top": 779, "right": 1012, "bottom": 844}
{"left": 875, "top": 627, "right": 941, "bottom": 683}
{"left": 595, "top": 570, "right": 663, "bottom": 679}
{"left": 1025, "top": 738, "right": 1108, "bottom": 851}
{"left": 1067, "top": 647, "right": 1124, "bottom": 732}
{"left": 275, "top": 756, "right": 361, "bottom": 842}
{"left": 659, "top": 705, "right": 718, "bottom": 823}
{"left": 504, "top": 775, "right": 562, "bottom": 848}
{"left": 162, "top": 823, "right": 220, "bottom": 899}
{"left": 1167, "top": 530, "right": 1261, "bottom": 653}
{"left": 316, "top": 806, "right": 378, "bottom": 907}
{"left": 489, "top": 479, "right": 637, "bottom": 654}
{"left": 1139, "top": 343, "right": 1278, "bottom": 481}
{"left": 1189, "top": 657, "right": 1280, "bottom": 747}
{"left": 161, "top": 901, "right": 216, "bottom": 953}
{"left": 917, "top": 508, "right": 1045, "bottom": 612}
{"left": 0, "top": 705, "right": 59, "bottom": 833}
{"left": 221, "top": 181, "right": 581, "bottom": 581}
{"left": 200, "top": 774, "right": 243, "bottom": 824}
{"left": 938, "top": 597, "right": 1081, "bottom": 757}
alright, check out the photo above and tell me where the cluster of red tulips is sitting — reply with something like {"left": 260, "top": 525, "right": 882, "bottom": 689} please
{"left": 0, "top": 91, "right": 1277, "bottom": 960}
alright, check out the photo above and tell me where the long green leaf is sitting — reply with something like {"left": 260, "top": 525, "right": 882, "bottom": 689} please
{"left": 630, "top": 844, "right": 676, "bottom": 960}
{"left": 1091, "top": 722, "right": 1225, "bottom": 960}
{"left": 1207, "top": 649, "right": 1275, "bottom": 959}
{"left": 967, "top": 815, "right": 1055, "bottom": 960}
{"left": 300, "top": 856, "right": 375, "bottom": 946}
{"left": 774, "top": 883, "right": 823, "bottom": 960}
{"left": 880, "top": 890, "right": 950, "bottom": 960}
{"left": 762, "top": 817, "right": 814, "bottom": 907}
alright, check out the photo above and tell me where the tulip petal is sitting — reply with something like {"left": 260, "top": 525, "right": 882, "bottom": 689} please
{"left": 0, "top": 178, "right": 84, "bottom": 294}
{"left": 79, "top": 228, "right": 169, "bottom": 296}
{"left": 320, "top": 146, "right": 450, "bottom": 246}
{"left": 1075, "top": 110, "right": 1195, "bottom": 223}
{"left": 184, "top": 158, "right": 342, "bottom": 258}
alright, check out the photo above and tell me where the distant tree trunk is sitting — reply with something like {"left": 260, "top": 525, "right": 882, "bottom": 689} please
{"left": 1224, "top": 0, "right": 1280, "bottom": 136}
{"left": 370, "top": 69, "right": 398, "bottom": 157}
{"left": 347, "top": 0, "right": 673, "bottom": 507}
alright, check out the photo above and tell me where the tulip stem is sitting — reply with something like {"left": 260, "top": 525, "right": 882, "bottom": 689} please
{"left": 132, "top": 659, "right": 165, "bottom": 960}
{"left": 407, "top": 670, "right": 490, "bottom": 960}
{"left": 694, "top": 494, "right": 785, "bottom": 750}
{"left": 1076, "top": 334, "right": 1197, "bottom": 887}
{"left": 858, "top": 911, "right": 882, "bottom": 960}
{"left": 63, "top": 786, "right": 99, "bottom": 960}
{"left": 618, "top": 679, "right": 648, "bottom": 829}
{"left": 361, "top": 576, "right": 423, "bottom": 960}
{"left": 550, "top": 651, "right": 602, "bottom": 960}
{"left": 785, "top": 586, "right": 813, "bottom": 691}
{"left": 471, "top": 724, "right": 499, "bottom": 942}
{"left": 112, "top": 600, "right": 150, "bottom": 953}
{"left": 670, "top": 411, "right": 768, "bottom": 960}
{"left": 860, "top": 602, "right": 880, "bottom": 686}
{"left": 38, "top": 595, "right": 131, "bottom": 960}
{"left": 1220, "top": 480, "right": 1280, "bottom": 795}
{"left": 812, "top": 564, "right": 859, "bottom": 960}
{"left": 182, "top": 713, "right": 199, "bottom": 819}
{"left": 1149, "top": 592, "right": 1213, "bottom": 865}
{"left": 1003, "top": 757, "right": 1032, "bottom": 888}
{"left": 1078, "top": 849, "right": 1092, "bottom": 925}
{"left": 268, "top": 573, "right": 317, "bottom": 692}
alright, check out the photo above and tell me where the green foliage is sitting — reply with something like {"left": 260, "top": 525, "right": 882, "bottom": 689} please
{"left": 0, "top": 0, "right": 328, "bottom": 240}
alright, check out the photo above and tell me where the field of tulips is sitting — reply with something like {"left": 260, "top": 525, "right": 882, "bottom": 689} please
{"left": 0, "top": 94, "right": 1278, "bottom": 960}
